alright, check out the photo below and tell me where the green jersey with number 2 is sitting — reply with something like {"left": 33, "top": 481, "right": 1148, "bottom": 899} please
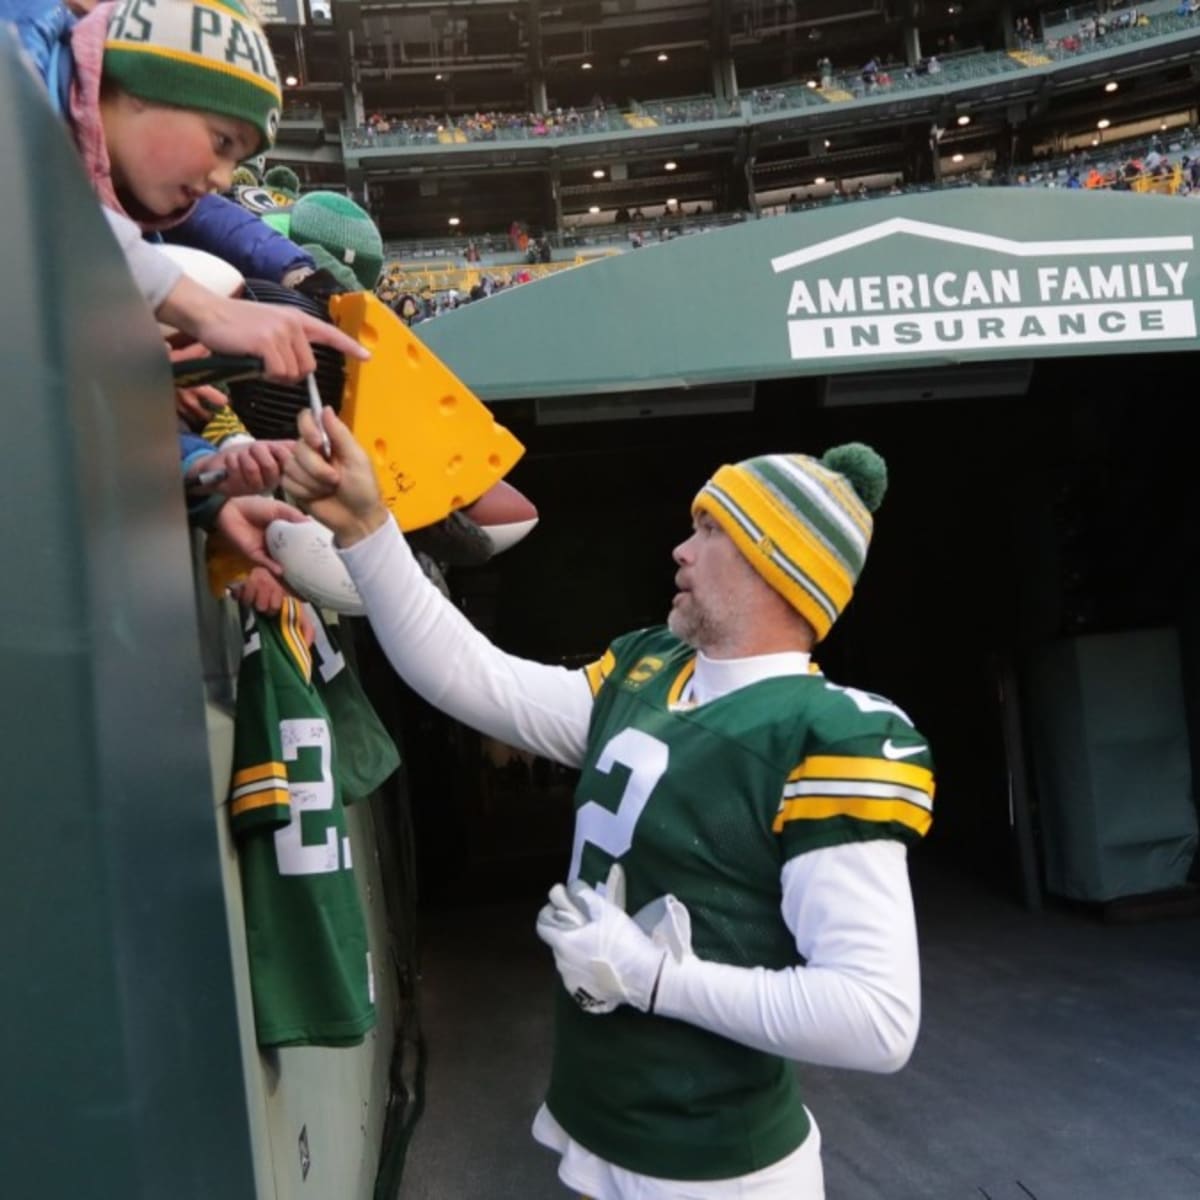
{"left": 229, "top": 600, "right": 376, "bottom": 1048}
{"left": 546, "top": 626, "right": 934, "bottom": 1181}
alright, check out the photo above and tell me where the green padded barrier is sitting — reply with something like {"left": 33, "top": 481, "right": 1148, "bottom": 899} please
{"left": 1024, "top": 628, "right": 1198, "bottom": 902}
{"left": 0, "top": 29, "right": 256, "bottom": 1197}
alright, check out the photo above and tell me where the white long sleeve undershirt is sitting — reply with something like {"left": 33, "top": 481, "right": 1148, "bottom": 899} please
{"left": 102, "top": 208, "right": 184, "bottom": 311}
{"left": 339, "top": 516, "right": 920, "bottom": 1073}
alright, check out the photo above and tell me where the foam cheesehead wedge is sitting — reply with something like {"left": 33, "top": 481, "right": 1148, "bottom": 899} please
{"left": 328, "top": 292, "right": 524, "bottom": 531}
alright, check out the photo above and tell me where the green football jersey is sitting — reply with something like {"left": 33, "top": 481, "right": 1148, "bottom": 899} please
{"left": 229, "top": 600, "right": 376, "bottom": 1048}
{"left": 308, "top": 612, "right": 401, "bottom": 803}
{"left": 547, "top": 626, "right": 934, "bottom": 1181}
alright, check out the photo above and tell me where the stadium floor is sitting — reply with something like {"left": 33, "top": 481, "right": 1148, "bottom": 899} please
{"left": 400, "top": 860, "right": 1200, "bottom": 1199}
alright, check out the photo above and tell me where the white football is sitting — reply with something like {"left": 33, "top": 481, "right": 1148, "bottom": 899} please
{"left": 266, "top": 519, "right": 366, "bottom": 617}
{"left": 482, "top": 517, "right": 539, "bottom": 555}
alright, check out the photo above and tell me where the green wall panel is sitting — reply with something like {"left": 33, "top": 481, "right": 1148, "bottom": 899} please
{"left": 0, "top": 31, "right": 255, "bottom": 1197}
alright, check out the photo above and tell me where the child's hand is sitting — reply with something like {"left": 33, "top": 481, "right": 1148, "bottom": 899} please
{"left": 170, "top": 342, "right": 228, "bottom": 428}
{"left": 229, "top": 569, "right": 315, "bottom": 647}
{"left": 176, "top": 385, "right": 227, "bottom": 428}
{"left": 199, "top": 440, "right": 296, "bottom": 496}
{"left": 211, "top": 496, "right": 308, "bottom": 574}
{"left": 158, "top": 276, "right": 369, "bottom": 383}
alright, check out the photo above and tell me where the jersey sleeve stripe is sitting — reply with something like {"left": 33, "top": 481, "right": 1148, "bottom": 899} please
{"left": 773, "top": 795, "right": 932, "bottom": 837}
{"left": 787, "top": 754, "right": 934, "bottom": 791}
{"left": 784, "top": 777, "right": 932, "bottom": 811}
{"left": 584, "top": 649, "right": 617, "bottom": 696}
{"left": 232, "top": 761, "right": 288, "bottom": 785}
{"left": 230, "top": 781, "right": 290, "bottom": 818}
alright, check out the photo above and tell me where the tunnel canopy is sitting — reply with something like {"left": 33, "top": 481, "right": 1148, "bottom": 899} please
{"left": 416, "top": 189, "right": 1200, "bottom": 402}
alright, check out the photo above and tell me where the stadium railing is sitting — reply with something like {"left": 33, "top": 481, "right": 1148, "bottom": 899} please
{"left": 341, "top": 8, "right": 1200, "bottom": 161}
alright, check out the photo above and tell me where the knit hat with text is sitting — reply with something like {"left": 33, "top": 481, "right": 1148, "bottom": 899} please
{"left": 692, "top": 443, "right": 887, "bottom": 641}
{"left": 104, "top": 0, "right": 282, "bottom": 152}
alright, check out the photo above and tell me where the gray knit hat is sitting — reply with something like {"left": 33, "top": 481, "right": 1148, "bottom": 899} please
{"left": 288, "top": 192, "right": 383, "bottom": 290}
{"left": 104, "top": 0, "right": 282, "bottom": 152}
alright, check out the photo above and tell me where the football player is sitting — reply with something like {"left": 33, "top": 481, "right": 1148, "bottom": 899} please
{"left": 283, "top": 408, "right": 934, "bottom": 1199}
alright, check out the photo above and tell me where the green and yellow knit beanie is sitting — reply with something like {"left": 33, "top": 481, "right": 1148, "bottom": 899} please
{"left": 288, "top": 191, "right": 383, "bottom": 290}
{"left": 692, "top": 442, "right": 887, "bottom": 641}
{"left": 104, "top": 0, "right": 282, "bottom": 152}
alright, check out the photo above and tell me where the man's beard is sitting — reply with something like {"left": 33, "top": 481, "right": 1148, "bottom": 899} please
{"left": 668, "top": 594, "right": 727, "bottom": 650}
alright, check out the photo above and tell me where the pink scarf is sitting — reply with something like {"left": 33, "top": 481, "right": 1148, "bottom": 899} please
{"left": 68, "top": 1, "right": 196, "bottom": 232}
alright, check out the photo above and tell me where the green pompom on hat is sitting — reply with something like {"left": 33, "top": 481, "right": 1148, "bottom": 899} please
{"left": 264, "top": 164, "right": 301, "bottom": 198}
{"left": 820, "top": 441, "right": 888, "bottom": 513}
{"left": 104, "top": 0, "right": 282, "bottom": 152}
{"left": 288, "top": 191, "right": 383, "bottom": 291}
{"left": 692, "top": 442, "right": 888, "bottom": 641}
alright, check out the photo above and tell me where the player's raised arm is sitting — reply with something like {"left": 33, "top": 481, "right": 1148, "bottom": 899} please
{"left": 283, "top": 409, "right": 594, "bottom": 766}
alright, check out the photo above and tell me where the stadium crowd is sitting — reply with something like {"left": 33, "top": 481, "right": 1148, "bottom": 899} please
{"left": 379, "top": 129, "right": 1200, "bottom": 324}
{"left": 347, "top": 104, "right": 622, "bottom": 146}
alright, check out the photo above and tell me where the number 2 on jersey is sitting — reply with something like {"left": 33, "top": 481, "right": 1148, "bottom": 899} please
{"left": 274, "top": 717, "right": 346, "bottom": 877}
{"left": 569, "top": 728, "right": 669, "bottom": 882}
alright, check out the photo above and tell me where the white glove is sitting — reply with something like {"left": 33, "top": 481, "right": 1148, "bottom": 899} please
{"left": 536, "top": 865, "right": 689, "bottom": 1015}
{"left": 631, "top": 892, "right": 693, "bottom": 963}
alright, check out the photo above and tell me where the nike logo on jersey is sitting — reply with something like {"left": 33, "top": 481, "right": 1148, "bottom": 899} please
{"left": 882, "top": 738, "right": 927, "bottom": 760}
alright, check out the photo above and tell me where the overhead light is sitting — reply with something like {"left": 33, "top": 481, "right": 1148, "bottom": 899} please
{"left": 284, "top": 74, "right": 299, "bottom": 86}
{"left": 664, "top": 160, "right": 677, "bottom": 170}
{"left": 957, "top": 114, "right": 971, "bottom": 126}
{"left": 448, "top": 216, "right": 460, "bottom": 226}
{"left": 824, "top": 138, "right": 831, "bottom": 148}
{"left": 581, "top": 61, "right": 593, "bottom": 70}
{"left": 952, "top": 153, "right": 964, "bottom": 163}
{"left": 588, "top": 205, "right": 601, "bottom": 214}
{"left": 814, "top": 176, "right": 826, "bottom": 184}
{"left": 1097, "top": 118, "right": 1111, "bottom": 129}
{"left": 806, "top": 79, "right": 818, "bottom": 88}
{"left": 435, "top": 73, "right": 443, "bottom": 81}
{"left": 1161, "top": 121, "right": 1168, "bottom": 130}
{"left": 1091, "top": 137, "right": 1100, "bottom": 146}
{"left": 666, "top": 198, "right": 677, "bottom": 207}
{"left": 657, "top": 52, "right": 669, "bottom": 62}
{"left": 592, "top": 169, "right": 606, "bottom": 179}
{"left": 1104, "top": 80, "right": 1118, "bottom": 92}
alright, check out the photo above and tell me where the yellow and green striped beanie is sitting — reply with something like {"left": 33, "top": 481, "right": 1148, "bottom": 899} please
{"left": 692, "top": 442, "right": 888, "bottom": 642}
{"left": 104, "top": 0, "right": 282, "bottom": 153}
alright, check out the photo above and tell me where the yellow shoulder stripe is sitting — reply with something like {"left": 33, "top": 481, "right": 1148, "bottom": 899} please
{"left": 667, "top": 657, "right": 696, "bottom": 706}
{"left": 232, "top": 761, "right": 287, "bottom": 787}
{"left": 773, "top": 796, "right": 932, "bottom": 837}
{"left": 231, "top": 786, "right": 290, "bottom": 818}
{"left": 584, "top": 649, "right": 616, "bottom": 696}
{"left": 788, "top": 753, "right": 933, "bottom": 792}
{"left": 279, "top": 598, "right": 313, "bottom": 683}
